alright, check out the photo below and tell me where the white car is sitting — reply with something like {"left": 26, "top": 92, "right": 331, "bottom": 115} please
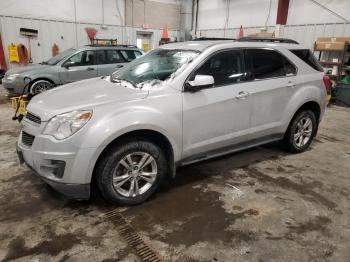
{"left": 17, "top": 38, "right": 328, "bottom": 205}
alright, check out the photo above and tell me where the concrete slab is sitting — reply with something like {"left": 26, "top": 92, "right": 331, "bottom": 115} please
{"left": 1, "top": 87, "right": 350, "bottom": 261}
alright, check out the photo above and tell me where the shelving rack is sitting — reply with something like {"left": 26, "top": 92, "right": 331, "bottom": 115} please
{"left": 313, "top": 37, "right": 350, "bottom": 82}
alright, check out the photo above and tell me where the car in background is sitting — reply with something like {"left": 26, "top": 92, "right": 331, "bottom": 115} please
{"left": 2, "top": 45, "right": 143, "bottom": 95}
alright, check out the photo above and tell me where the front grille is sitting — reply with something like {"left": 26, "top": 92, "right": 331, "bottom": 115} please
{"left": 25, "top": 112, "right": 41, "bottom": 125}
{"left": 22, "top": 131, "right": 35, "bottom": 147}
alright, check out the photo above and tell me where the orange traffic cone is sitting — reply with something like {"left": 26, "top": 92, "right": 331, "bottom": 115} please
{"left": 162, "top": 24, "right": 169, "bottom": 39}
{"left": 159, "top": 24, "right": 170, "bottom": 46}
{"left": 239, "top": 25, "right": 244, "bottom": 38}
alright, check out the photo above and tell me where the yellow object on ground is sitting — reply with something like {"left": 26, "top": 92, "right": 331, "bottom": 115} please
{"left": 8, "top": 43, "right": 19, "bottom": 62}
{"left": 11, "top": 96, "right": 28, "bottom": 115}
{"left": 11, "top": 96, "right": 20, "bottom": 109}
{"left": 18, "top": 99, "right": 28, "bottom": 114}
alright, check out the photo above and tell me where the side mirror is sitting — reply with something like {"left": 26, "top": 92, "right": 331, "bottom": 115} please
{"left": 63, "top": 61, "right": 75, "bottom": 69}
{"left": 184, "top": 75, "right": 214, "bottom": 93}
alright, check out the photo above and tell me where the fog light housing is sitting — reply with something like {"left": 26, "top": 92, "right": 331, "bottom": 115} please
{"left": 40, "top": 160, "right": 66, "bottom": 178}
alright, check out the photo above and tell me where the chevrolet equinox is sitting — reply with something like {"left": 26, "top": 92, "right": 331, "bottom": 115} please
{"left": 17, "top": 38, "right": 328, "bottom": 205}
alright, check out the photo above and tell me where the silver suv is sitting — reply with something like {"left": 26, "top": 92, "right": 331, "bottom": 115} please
{"left": 3, "top": 45, "right": 143, "bottom": 95}
{"left": 17, "top": 38, "right": 327, "bottom": 205}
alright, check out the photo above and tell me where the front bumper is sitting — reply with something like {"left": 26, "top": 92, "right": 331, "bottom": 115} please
{"left": 18, "top": 149, "right": 90, "bottom": 199}
{"left": 16, "top": 130, "right": 96, "bottom": 199}
{"left": 2, "top": 78, "right": 26, "bottom": 94}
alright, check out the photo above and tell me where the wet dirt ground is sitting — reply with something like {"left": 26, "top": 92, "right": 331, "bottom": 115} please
{"left": 1, "top": 87, "right": 350, "bottom": 261}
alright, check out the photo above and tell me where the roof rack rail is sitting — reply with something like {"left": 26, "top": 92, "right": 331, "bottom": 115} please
{"left": 193, "top": 37, "right": 236, "bottom": 41}
{"left": 87, "top": 38, "right": 138, "bottom": 48}
{"left": 237, "top": 37, "right": 299, "bottom": 44}
{"left": 114, "top": 44, "right": 138, "bottom": 48}
{"left": 86, "top": 44, "right": 138, "bottom": 48}
{"left": 90, "top": 38, "right": 118, "bottom": 46}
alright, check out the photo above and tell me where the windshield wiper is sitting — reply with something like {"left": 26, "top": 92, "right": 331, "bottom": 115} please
{"left": 112, "top": 77, "right": 137, "bottom": 88}
{"left": 137, "top": 79, "right": 162, "bottom": 89}
{"left": 39, "top": 61, "right": 48, "bottom": 65}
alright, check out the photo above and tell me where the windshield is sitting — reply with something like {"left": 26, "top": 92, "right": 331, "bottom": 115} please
{"left": 111, "top": 48, "right": 200, "bottom": 87}
{"left": 43, "top": 48, "right": 76, "bottom": 65}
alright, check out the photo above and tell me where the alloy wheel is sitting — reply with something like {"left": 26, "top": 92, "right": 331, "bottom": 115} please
{"left": 31, "top": 81, "right": 51, "bottom": 94}
{"left": 112, "top": 152, "right": 157, "bottom": 198}
{"left": 294, "top": 116, "right": 313, "bottom": 148}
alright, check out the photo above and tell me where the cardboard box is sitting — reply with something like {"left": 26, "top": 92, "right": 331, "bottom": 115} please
{"left": 317, "top": 37, "right": 350, "bottom": 43}
{"left": 248, "top": 32, "right": 274, "bottom": 38}
{"left": 315, "top": 41, "right": 345, "bottom": 51}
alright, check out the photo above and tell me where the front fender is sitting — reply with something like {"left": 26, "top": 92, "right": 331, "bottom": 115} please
{"left": 72, "top": 102, "right": 182, "bottom": 183}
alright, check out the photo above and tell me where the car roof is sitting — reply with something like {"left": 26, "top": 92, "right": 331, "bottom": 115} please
{"left": 160, "top": 40, "right": 306, "bottom": 52}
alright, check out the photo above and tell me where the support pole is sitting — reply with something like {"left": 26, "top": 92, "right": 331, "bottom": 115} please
{"left": 276, "top": 0, "right": 290, "bottom": 25}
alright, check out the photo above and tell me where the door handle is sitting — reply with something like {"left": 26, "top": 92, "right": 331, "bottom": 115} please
{"left": 86, "top": 67, "right": 95, "bottom": 71}
{"left": 115, "top": 64, "right": 124, "bottom": 68}
{"left": 287, "top": 81, "right": 296, "bottom": 88}
{"left": 235, "top": 91, "right": 249, "bottom": 99}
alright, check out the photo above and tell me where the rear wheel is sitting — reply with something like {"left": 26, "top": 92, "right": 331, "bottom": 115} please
{"left": 30, "top": 80, "right": 53, "bottom": 94}
{"left": 284, "top": 110, "right": 317, "bottom": 153}
{"left": 96, "top": 140, "right": 166, "bottom": 206}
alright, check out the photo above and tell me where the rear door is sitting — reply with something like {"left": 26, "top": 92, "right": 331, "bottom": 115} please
{"left": 60, "top": 50, "right": 98, "bottom": 83}
{"left": 96, "top": 49, "right": 127, "bottom": 76}
{"left": 243, "top": 48, "right": 301, "bottom": 139}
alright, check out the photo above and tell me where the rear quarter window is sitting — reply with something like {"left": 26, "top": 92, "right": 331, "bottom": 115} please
{"left": 245, "top": 49, "right": 296, "bottom": 80}
{"left": 290, "top": 49, "right": 323, "bottom": 72}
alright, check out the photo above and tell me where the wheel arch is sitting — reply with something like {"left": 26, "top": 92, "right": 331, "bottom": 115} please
{"left": 284, "top": 100, "right": 321, "bottom": 139}
{"left": 293, "top": 101, "right": 321, "bottom": 123}
{"left": 92, "top": 129, "right": 176, "bottom": 186}
{"left": 30, "top": 77, "right": 55, "bottom": 86}
{"left": 29, "top": 78, "right": 55, "bottom": 93}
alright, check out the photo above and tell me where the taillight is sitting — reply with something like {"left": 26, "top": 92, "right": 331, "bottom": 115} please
{"left": 323, "top": 75, "right": 331, "bottom": 95}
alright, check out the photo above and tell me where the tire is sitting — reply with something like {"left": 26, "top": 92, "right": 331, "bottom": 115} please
{"left": 30, "top": 80, "right": 53, "bottom": 95}
{"left": 96, "top": 140, "right": 167, "bottom": 206}
{"left": 284, "top": 110, "right": 317, "bottom": 153}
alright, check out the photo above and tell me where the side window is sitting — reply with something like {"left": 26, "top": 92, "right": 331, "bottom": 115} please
{"left": 195, "top": 50, "right": 244, "bottom": 86}
{"left": 290, "top": 49, "right": 323, "bottom": 72}
{"left": 284, "top": 58, "right": 297, "bottom": 76}
{"left": 245, "top": 49, "right": 295, "bottom": 80}
{"left": 97, "top": 50, "right": 125, "bottom": 64}
{"left": 69, "top": 52, "right": 84, "bottom": 64}
{"left": 120, "top": 50, "right": 142, "bottom": 62}
{"left": 67, "top": 50, "right": 95, "bottom": 66}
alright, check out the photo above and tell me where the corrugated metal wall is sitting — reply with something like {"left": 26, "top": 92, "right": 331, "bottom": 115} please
{"left": 200, "top": 22, "right": 350, "bottom": 49}
{"left": 200, "top": 26, "right": 276, "bottom": 39}
{"left": 282, "top": 23, "right": 350, "bottom": 49}
{"left": 0, "top": 15, "right": 179, "bottom": 68}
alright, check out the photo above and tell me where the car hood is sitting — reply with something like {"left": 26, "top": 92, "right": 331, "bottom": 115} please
{"left": 5, "top": 64, "right": 52, "bottom": 76}
{"left": 27, "top": 77, "right": 149, "bottom": 121}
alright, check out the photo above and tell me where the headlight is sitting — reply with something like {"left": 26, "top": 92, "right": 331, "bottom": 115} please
{"left": 6, "top": 73, "right": 19, "bottom": 80}
{"left": 43, "top": 110, "right": 92, "bottom": 140}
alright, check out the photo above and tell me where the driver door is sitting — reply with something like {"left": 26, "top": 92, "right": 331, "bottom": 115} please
{"left": 60, "top": 50, "right": 98, "bottom": 84}
{"left": 182, "top": 49, "right": 251, "bottom": 159}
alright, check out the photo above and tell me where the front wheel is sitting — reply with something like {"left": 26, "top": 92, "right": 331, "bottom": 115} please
{"left": 96, "top": 140, "right": 167, "bottom": 206}
{"left": 30, "top": 80, "right": 53, "bottom": 95}
{"left": 284, "top": 110, "right": 317, "bottom": 153}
